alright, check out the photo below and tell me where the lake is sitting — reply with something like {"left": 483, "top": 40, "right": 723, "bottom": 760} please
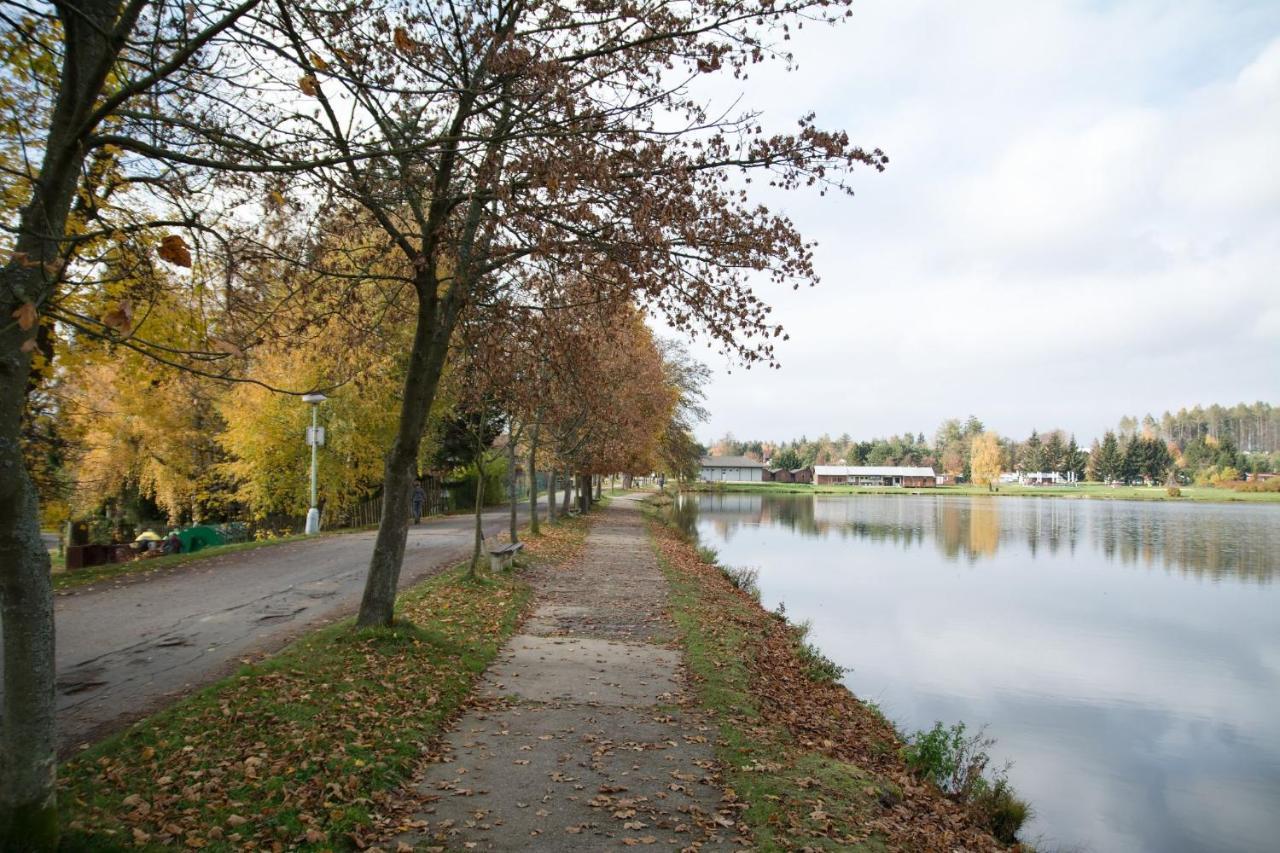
{"left": 676, "top": 492, "right": 1280, "bottom": 853}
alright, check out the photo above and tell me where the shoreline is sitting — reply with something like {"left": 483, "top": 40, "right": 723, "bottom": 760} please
{"left": 643, "top": 495, "right": 1031, "bottom": 850}
{"left": 681, "top": 480, "right": 1280, "bottom": 504}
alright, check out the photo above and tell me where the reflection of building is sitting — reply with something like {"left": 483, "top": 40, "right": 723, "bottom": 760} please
{"left": 814, "top": 465, "right": 936, "bottom": 487}
{"left": 698, "top": 455, "right": 764, "bottom": 482}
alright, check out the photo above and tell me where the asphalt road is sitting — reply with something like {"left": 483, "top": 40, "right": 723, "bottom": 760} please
{"left": 25, "top": 503, "right": 541, "bottom": 754}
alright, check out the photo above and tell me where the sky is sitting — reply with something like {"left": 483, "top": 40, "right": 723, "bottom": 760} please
{"left": 678, "top": 0, "right": 1280, "bottom": 447}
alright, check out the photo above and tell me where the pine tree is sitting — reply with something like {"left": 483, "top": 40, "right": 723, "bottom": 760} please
{"left": 1120, "top": 436, "right": 1143, "bottom": 484}
{"left": 1043, "top": 431, "right": 1066, "bottom": 475}
{"left": 1022, "top": 430, "right": 1044, "bottom": 473}
{"left": 1097, "top": 431, "right": 1121, "bottom": 482}
{"left": 1062, "top": 435, "right": 1085, "bottom": 481}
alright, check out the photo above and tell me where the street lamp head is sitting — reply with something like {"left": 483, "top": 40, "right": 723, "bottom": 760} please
{"left": 301, "top": 392, "right": 327, "bottom": 404}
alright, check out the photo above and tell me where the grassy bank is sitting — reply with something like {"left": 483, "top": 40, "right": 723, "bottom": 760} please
{"left": 58, "top": 517, "right": 589, "bottom": 851}
{"left": 683, "top": 480, "right": 1280, "bottom": 503}
{"left": 646, "top": 508, "right": 1023, "bottom": 851}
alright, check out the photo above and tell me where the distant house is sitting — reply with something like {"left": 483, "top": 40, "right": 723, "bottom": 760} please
{"left": 1019, "top": 471, "right": 1076, "bottom": 485}
{"left": 791, "top": 466, "right": 813, "bottom": 484}
{"left": 698, "top": 455, "right": 765, "bottom": 483}
{"left": 761, "top": 468, "right": 778, "bottom": 482}
{"left": 813, "top": 465, "right": 937, "bottom": 487}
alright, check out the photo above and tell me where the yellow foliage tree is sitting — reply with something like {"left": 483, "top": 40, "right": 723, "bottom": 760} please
{"left": 970, "top": 432, "right": 1004, "bottom": 489}
{"left": 218, "top": 315, "right": 452, "bottom": 522}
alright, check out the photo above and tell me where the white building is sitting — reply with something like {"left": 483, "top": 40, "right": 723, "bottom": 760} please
{"left": 698, "top": 455, "right": 765, "bottom": 483}
{"left": 1019, "top": 471, "right": 1077, "bottom": 485}
{"left": 813, "top": 465, "right": 937, "bottom": 487}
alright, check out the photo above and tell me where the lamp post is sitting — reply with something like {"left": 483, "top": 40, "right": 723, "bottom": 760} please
{"left": 302, "top": 392, "right": 327, "bottom": 534}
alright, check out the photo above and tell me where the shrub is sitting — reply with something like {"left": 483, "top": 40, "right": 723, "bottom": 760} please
{"left": 1166, "top": 486, "right": 1181, "bottom": 497}
{"left": 972, "top": 776, "right": 1033, "bottom": 844}
{"left": 903, "top": 721, "right": 991, "bottom": 798}
{"left": 722, "top": 565, "right": 760, "bottom": 600}
{"left": 1213, "top": 466, "right": 1241, "bottom": 485}
{"left": 695, "top": 545, "right": 718, "bottom": 565}
{"left": 903, "top": 721, "right": 1031, "bottom": 843}
{"left": 1230, "top": 477, "right": 1280, "bottom": 493}
{"left": 790, "top": 619, "right": 846, "bottom": 684}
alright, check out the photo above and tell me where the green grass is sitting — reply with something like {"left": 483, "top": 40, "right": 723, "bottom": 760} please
{"left": 682, "top": 480, "right": 1280, "bottom": 503}
{"left": 651, "top": 520, "right": 887, "bottom": 851}
{"left": 57, "top": 559, "right": 539, "bottom": 850}
{"left": 55, "top": 515, "right": 592, "bottom": 850}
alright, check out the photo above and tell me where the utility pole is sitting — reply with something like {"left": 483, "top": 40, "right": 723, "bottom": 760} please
{"left": 303, "top": 393, "right": 327, "bottom": 534}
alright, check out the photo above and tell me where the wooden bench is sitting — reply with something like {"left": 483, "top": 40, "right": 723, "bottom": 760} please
{"left": 488, "top": 541, "right": 524, "bottom": 572}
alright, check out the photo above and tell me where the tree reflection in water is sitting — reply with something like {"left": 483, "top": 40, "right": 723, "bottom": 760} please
{"left": 678, "top": 492, "right": 1276, "bottom": 582}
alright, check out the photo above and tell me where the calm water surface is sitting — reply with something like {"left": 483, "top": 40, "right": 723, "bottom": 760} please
{"left": 679, "top": 492, "right": 1280, "bottom": 853}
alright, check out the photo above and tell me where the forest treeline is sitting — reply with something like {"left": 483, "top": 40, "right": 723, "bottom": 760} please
{"left": 709, "top": 401, "right": 1280, "bottom": 485}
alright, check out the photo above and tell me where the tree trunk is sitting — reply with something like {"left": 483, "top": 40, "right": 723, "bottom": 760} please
{"left": 357, "top": 285, "right": 458, "bottom": 627}
{"left": 578, "top": 474, "right": 590, "bottom": 513}
{"left": 547, "top": 463, "right": 557, "bottom": 523}
{"left": 1, "top": 3, "right": 134, "bottom": 842}
{"left": 0, "top": 435, "right": 57, "bottom": 849}
{"left": 528, "top": 424, "right": 540, "bottom": 535}
{"left": 470, "top": 457, "right": 485, "bottom": 578}
{"left": 562, "top": 469, "right": 572, "bottom": 514}
{"left": 595, "top": 475, "right": 602, "bottom": 500}
{"left": 508, "top": 434, "right": 518, "bottom": 544}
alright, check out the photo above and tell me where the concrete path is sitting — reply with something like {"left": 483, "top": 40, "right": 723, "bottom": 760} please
{"left": 401, "top": 496, "right": 742, "bottom": 851}
{"left": 13, "top": 502, "right": 539, "bottom": 753}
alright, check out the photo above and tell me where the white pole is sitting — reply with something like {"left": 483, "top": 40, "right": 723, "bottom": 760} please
{"left": 305, "top": 400, "right": 322, "bottom": 534}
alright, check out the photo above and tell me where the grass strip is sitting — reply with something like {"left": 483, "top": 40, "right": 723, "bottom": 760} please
{"left": 58, "top": 517, "right": 590, "bottom": 851}
{"left": 647, "top": 508, "right": 1017, "bottom": 852}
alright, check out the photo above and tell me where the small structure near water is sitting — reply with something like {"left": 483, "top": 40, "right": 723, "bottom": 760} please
{"left": 813, "top": 465, "right": 937, "bottom": 487}
{"left": 698, "top": 455, "right": 765, "bottom": 483}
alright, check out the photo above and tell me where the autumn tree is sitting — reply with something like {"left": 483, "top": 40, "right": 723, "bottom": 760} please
{"left": 244, "top": 0, "right": 886, "bottom": 628}
{"left": 433, "top": 399, "right": 506, "bottom": 577}
{"left": 655, "top": 338, "right": 710, "bottom": 485}
{"left": 970, "top": 432, "right": 1004, "bottom": 490}
{"left": 0, "top": 2, "right": 294, "bottom": 843}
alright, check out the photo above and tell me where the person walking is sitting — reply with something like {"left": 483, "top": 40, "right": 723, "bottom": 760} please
{"left": 411, "top": 480, "right": 426, "bottom": 524}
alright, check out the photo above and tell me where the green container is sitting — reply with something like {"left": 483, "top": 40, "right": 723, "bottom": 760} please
{"left": 177, "top": 525, "right": 223, "bottom": 553}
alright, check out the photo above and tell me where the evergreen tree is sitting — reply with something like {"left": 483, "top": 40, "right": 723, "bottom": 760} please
{"left": 1062, "top": 435, "right": 1085, "bottom": 481}
{"left": 1141, "top": 438, "right": 1173, "bottom": 483}
{"left": 1022, "top": 430, "right": 1044, "bottom": 472}
{"left": 1120, "top": 436, "right": 1143, "bottom": 484}
{"left": 774, "top": 446, "right": 802, "bottom": 471}
{"left": 1215, "top": 433, "right": 1242, "bottom": 470}
{"left": 1043, "top": 431, "right": 1066, "bottom": 475}
{"left": 1097, "top": 431, "right": 1121, "bottom": 482}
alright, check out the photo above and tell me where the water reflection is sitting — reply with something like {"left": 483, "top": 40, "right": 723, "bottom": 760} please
{"left": 680, "top": 493, "right": 1277, "bottom": 581}
{"left": 681, "top": 492, "right": 1280, "bottom": 853}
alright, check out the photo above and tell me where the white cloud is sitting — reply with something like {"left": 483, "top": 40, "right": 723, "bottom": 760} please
{"left": 685, "top": 2, "right": 1280, "bottom": 443}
